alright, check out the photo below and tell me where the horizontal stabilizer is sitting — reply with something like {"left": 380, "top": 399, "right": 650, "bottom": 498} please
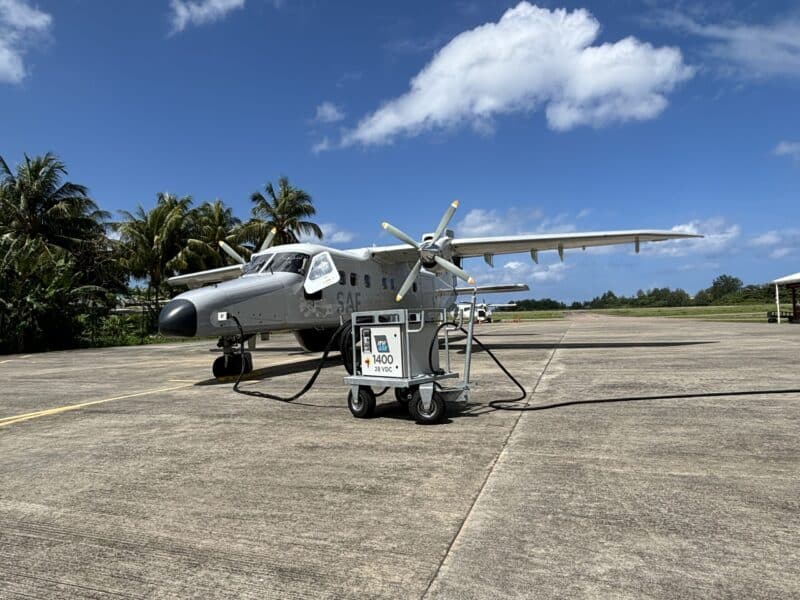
{"left": 437, "top": 283, "right": 530, "bottom": 296}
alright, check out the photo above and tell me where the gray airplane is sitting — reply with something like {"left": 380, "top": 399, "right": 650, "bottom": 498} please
{"left": 158, "top": 201, "right": 698, "bottom": 377}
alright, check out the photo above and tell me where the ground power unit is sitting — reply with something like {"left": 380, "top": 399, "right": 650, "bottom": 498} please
{"left": 343, "top": 305, "right": 476, "bottom": 424}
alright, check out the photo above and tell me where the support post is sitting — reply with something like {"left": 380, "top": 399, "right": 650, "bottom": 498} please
{"left": 793, "top": 287, "right": 798, "bottom": 323}
{"left": 463, "top": 288, "right": 477, "bottom": 388}
{"left": 776, "top": 283, "right": 781, "bottom": 324}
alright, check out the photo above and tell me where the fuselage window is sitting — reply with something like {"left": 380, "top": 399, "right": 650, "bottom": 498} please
{"left": 338, "top": 270, "right": 345, "bottom": 285}
{"left": 412, "top": 282, "right": 417, "bottom": 293}
{"left": 390, "top": 278, "right": 396, "bottom": 290}
{"left": 350, "top": 273, "right": 357, "bottom": 286}
{"left": 381, "top": 277, "right": 387, "bottom": 290}
{"left": 364, "top": 274, "right": 371, "bottom": 288}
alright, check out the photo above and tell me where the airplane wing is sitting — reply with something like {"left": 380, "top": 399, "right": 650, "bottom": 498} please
{"left": 369, "top": 230, "right": 700, "bottom": 263}
{"left": 166, "top": 264, "right": 243, "bottom": 289}
{"left": 449, "top": 230, "right": 699, "bottom": 259}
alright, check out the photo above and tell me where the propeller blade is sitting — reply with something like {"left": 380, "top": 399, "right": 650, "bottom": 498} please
{"left": 434, "top": 255, "right": 474, "bottom": 285}
{"left": 259, "top": 227, "right": 277, "bottom": 251}
{"left": 218, "top": 240, "right": 246, "bottom": 265}
{"left": 395, "top": 260, "right": 422, "bottom": 302}
{"left": 382, "top": 222, "right": 420, "bottom": 249}
{"left": 432, "top": 199, "right": 459, "bottom": 242}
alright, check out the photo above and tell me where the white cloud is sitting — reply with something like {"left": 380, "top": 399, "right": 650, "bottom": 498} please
{"left": 748, "top": 228, "right": 800, "bottom": 260}
{"left": 300, "top": 223, "right": 356, "bottom": 245}
{"left": 0, "top": 0, "right": 52, "bottom": 84}
{"left": 169, "top": 0, "right": 245, "bottom": 33}
{"left": 774, "top": 141, "right": 800, "bottom": 162}
{"left": 455, "top": 207, "right": 577, "bottom": 237}
{"left": 750, "top": 230, "right": 783, "bottom": 247}
{"left": 639, "top": 217, "right": 740, "bottom": 258}
{"left": 342, "top": 3, "right": 692, "bottom": 146}
{"left": 311, "top": 137, "right": 331, "bottom": 155}
{"left": 468, "top": 257, "right": 571, "bottom": 289}
{"left": 663, "top": 12, "right": 800, "bottom": 79}
{"left": 314, "top": 101, "right": 345, "bottom": 123}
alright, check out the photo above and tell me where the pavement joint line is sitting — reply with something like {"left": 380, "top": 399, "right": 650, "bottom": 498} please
{"left": 421, "top": 322, "right": 573, "bottom": 599}
{"left": 0, "top": 384, "right": 194, "bottom": 428}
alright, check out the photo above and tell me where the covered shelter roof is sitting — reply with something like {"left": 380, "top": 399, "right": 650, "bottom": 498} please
{"left": 773, "top": 272, "right": 800, "bottom": 286}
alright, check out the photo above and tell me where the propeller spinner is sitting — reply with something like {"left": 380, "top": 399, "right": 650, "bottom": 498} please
{"left": 382, "top": 200, "right": 475, "bottom": 302}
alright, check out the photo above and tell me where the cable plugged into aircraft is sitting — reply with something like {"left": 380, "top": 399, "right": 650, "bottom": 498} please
{"left": 158, "top": 201, "right": 701, "bottom": 378}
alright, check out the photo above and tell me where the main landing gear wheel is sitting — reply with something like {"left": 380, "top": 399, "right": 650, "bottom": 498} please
{"left": 408, "top": 389, "right": 446, "bottom": 424}
{"left": 213, "top": 352, "right": 253, "bottom": 379}
{"left": 348, "top": 386, "right": 376, "bottom": 418}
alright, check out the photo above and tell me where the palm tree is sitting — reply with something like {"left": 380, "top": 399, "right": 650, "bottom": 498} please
{"left": 185, "top": 199, "right": 249, "bottom": 269}
{"left": 0, "top": 153, "right": 108, "bottom": 253}
{"left": 114, "top": 193, "right": 193, "bottom": 328}
{"left": 241, "top": 176, "right": 323, "bottom": 247}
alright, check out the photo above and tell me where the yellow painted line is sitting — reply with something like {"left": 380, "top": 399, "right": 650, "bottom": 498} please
{"left": 0, "top": 384, "right": 193, "bottom": 428}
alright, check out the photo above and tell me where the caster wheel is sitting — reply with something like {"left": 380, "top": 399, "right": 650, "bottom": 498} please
{"left": 348, "top": 386, "right": 376, "bottom": 418}
{"left": 394, "top": 387, "right": 414, "bottom": 406}
{"left": 408, "top": 389, "right": 445, "bottom": 424}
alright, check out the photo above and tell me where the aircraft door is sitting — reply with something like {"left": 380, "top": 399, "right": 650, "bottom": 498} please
{"left": 304, "top": 251, "right": 340, "bottom": 295}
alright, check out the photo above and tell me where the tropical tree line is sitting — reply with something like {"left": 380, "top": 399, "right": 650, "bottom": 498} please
{"left": 0, "top": 152, "right": 322, "bottom": 354}
{"left": 510, "top": 275, "right": 790, "bottom": 311}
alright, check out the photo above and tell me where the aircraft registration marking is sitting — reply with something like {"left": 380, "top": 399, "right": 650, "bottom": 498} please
{"left": 0, "top": 384, "right": 193, "bottom": 428}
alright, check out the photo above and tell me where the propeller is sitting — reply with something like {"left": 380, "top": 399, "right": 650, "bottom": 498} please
{"left": 382, "top": 200, "right": 475, "bottom": 302}
{"left": 218, "top": 240, "right": 246, "bottom": 265}
{"left": 259, "top": 227, "right": 277, "bottom": 252}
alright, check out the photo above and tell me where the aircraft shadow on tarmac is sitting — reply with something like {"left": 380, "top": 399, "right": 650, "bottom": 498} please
{"left": 195, "top": 355, "right": 342, "bottom": 386}
{"left": 449, "top": 340, "right": 717, "bottom": 352}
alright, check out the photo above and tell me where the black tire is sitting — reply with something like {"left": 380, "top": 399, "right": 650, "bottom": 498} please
{"left": 408, "top": 389, "right": 446, "bottom": 424}
{"left": 394, "top": 387, "right": 414, "bottom": 405}
{"left": 348, "top": 386, "right": 376, "bottom": 418}
{"left": 212, "top": 353, "right": 253, "bottom": 378}
{"left": 339, "top": 327, "right": 359, "bottom": 375}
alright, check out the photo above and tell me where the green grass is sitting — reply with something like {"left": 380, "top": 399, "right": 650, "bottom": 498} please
{"left": 493, "top": 304, "right": 779, "bottom": 323}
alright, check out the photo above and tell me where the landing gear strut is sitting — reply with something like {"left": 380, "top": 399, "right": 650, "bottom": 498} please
{"left": 213, "top": 336, "right": 254, "bottom": 378}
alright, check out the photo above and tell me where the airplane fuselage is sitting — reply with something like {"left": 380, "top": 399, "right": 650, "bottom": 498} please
{"left": 159, "top": 243, "right": 458, "bottom": 342}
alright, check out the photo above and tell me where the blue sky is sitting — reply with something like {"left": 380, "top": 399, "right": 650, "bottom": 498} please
{"left": 2, "top": 0, "right": 799, "bottom": 301}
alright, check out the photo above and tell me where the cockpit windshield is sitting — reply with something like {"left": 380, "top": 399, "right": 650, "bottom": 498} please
{"left": 241, "top": 253, "right": 272, "bottom": 275}
{"left": 242, "top": 252, "right": 309, "bottom": 276}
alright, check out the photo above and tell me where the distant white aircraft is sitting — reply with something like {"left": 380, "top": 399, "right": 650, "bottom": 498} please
{"left": 158, "top": 201, "right": 699, "bottom": 377}
{"left": 455, "top": 301, "right": 516, "bottom": 323}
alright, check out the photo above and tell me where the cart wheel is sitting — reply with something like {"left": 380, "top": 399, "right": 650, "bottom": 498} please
{"left": 408, "top": 389, "right": 445, "bottom": 424}
{"left": 348, "top": 386, "right": 376, "bottom": 418}
{"left": 394, "top": 387, "right": 414, "bottom": 406}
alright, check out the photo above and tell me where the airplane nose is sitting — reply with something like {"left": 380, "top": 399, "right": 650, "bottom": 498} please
{"left": 159, "top": 299, "right": 197, "bottom": 337}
